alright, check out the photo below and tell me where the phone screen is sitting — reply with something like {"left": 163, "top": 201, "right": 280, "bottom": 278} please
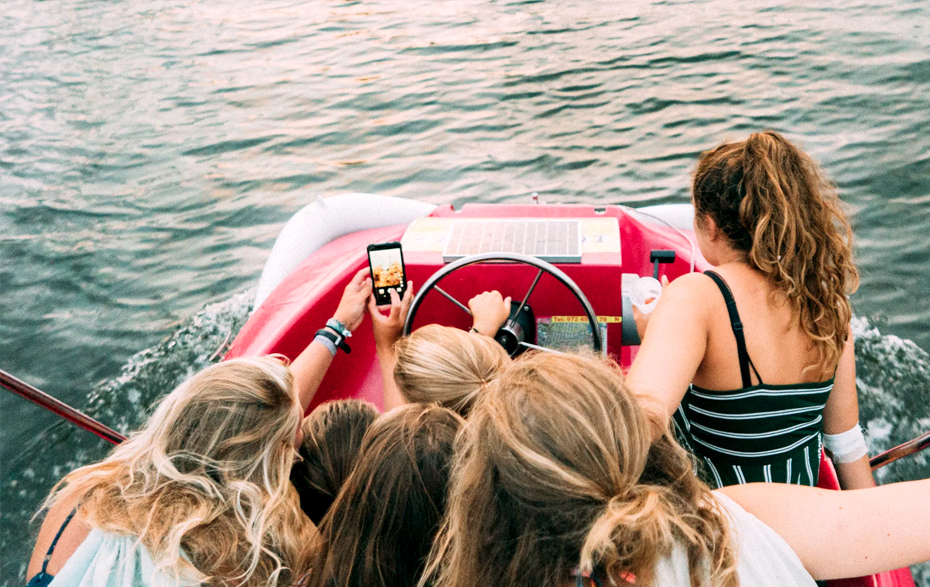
{"left": 368, "top": 242, "right": 406, "bottom": 305}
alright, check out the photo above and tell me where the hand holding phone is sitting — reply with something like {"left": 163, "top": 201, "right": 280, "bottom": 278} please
{"left": 367, "top": 242, "right": 407, "bottom": 306}
{"left": 368, "top": 283, "right": 413, "bottom": 352}
{"left": 332, "top": 268, "right": 373, "bottom": 332}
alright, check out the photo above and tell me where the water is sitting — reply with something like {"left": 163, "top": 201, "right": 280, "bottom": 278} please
{"left": 2, "top": 0, "right": 929, "bottom": 582}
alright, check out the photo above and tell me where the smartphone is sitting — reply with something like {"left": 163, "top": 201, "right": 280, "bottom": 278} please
{"left": 367, "top": 241, "right": 407, "bottom": 306}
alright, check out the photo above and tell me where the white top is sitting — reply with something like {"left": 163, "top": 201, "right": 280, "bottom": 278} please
{"left": 49, "top": 528, "right": 199, "bottom": 587}
{"left": 654, "top": 492, "right": 816, "bottom": 586}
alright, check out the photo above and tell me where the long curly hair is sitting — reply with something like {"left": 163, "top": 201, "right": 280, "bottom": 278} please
{"left": 693, "top": 131, "right": 858, "bottom": 374}
{"left": 41, "top": 356, "right": 316, "bottom": 586}
{"left": 423, "top": 352, "right": 738, "bottom": 587}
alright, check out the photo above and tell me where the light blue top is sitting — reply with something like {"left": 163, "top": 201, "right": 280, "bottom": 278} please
{"left": 49, "top": 529, "right": 199, "bottom": 587}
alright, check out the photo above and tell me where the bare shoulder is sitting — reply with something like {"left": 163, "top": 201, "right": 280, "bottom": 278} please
{"left": 659, "top": 273, "right": 719, "bottom": 311}
{"left": 27, "top": 490, "right": 90, "bottom": 578}
{"left": 666, "top": 271, "right": 718, "bottom": 292}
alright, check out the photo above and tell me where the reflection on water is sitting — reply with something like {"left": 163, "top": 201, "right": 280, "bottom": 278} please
{"left": 2, "top": 0, "right": 930, "bottom": 583}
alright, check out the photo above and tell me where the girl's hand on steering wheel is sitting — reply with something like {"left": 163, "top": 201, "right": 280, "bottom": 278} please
{"left": 468, "top": 291, "right": 512, "bottom": 337}
{"left": 368, "top": 282, "right": 414, "bottom": 351}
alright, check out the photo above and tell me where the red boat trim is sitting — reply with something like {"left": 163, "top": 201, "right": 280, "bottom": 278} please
{"left": 0, "top": 368, "right": 125, "bottom": 445}
{"left": 870, "top": 431, "right": 930, "bottom": 471}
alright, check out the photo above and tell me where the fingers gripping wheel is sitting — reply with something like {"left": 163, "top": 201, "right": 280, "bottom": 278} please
{"left": 402, "top": 253, "right": 602, "bottom": 357}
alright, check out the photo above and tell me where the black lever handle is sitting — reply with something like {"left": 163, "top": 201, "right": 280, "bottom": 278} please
{"left": 650, "top": 250, "right": 676, "bottom": 279}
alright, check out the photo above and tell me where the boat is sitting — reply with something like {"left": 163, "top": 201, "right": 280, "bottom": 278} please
{"left": 224, "top": 192, "right": 917, "bottom": 587}
{"left": 229, "top": 193, "right": 916, "bottom": 585}
{"left": 1, "top": 193, "right": 917, "bottom": 585}
{"left": 229, "top": 193, "right": 702, "bottom": 403}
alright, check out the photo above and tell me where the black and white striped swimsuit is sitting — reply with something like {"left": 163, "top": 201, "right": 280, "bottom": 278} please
{"left": 673, "top": 271, "right": 833, "bottom": 489}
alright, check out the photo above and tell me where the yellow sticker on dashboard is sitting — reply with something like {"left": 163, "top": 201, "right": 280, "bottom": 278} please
{"left": 550, "top": 315, "right": 622, "bottom": 323}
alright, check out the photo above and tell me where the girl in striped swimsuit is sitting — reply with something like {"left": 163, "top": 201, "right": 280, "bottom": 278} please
{"left": 627, "top": 131, "right": 875, "bottom": 490}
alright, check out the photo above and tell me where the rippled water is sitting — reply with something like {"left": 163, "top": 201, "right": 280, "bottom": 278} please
{"left": 2, "top": 0, "right": 930, "bottom": 582}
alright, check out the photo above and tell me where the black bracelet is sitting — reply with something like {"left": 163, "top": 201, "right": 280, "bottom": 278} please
{"left": 469, "top": 327, "right": 482, "bottom": 336}
{"left": 315, "top": 328, "right": 351, "bottom": 354}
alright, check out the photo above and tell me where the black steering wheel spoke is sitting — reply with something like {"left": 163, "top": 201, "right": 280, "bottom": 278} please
{"left": 511, "top": 269, "right": 543, "bottom": 325}
{"left": 433, "top": 285, "right": 473, "bottom": 317}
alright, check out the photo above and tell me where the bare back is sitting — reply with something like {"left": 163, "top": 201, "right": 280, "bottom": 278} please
{"left": 693, "top": 263, "right": 834, "bottom": 390}
{"left": 626, "top": 264, "right": 850, "bottom": 488}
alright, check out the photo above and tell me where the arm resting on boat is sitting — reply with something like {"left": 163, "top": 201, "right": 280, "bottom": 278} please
{"left": 291, "top": 269, "right": 372, "bottom": 412}
{"left": 720, "top": 479, "right": 930, "bottom": 579}
{"left": 823, "top": 329, "right": 875, "bottom": 489}
{"left": 625, "top": 274, "right": 711, "bottom": 438}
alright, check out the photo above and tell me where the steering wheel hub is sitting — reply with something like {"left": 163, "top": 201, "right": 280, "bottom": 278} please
{"left": 489, "top": 301, "right": 532, "bottom": 356}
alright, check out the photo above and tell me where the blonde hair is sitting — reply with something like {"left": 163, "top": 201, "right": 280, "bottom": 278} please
{"left": 393, "top": 325, "right": 509, "bottom": 415}
{"left": 41, "top": 356, "right": 315, "bottom": 586}
{"left": 693, "top": 131, "right": 858, "bottom": 374}
{"left": 425, "top": 352, "right": 738, "bottom": 587}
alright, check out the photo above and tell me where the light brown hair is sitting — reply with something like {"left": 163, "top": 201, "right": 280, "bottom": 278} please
{"left": 693, "top": 131, "right": 858, "bottom": 373}
{"left": 424, "top": 352, "right": 737, "bottom": 587}
{"left": 41, "top": 356, "right": 315, "bottom": 586}
{"left": 291, "top": 399, "right": 379, "bottom": 525}
{"left": 306, "top": 403, "right": 463, "bottom": 587}
{"left": 393, "top": 325, "right": 509, "bottom": 415}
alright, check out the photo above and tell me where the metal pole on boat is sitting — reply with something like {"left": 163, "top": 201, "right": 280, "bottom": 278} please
{"left": 0, "top": 368, "right": 125, "bottom": 445}
{"left": 870, "top": 431, "right": 930, "bottom": 471}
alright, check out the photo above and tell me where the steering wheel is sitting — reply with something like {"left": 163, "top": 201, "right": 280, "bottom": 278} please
{"left": 402, "top": 252, "right": 602, "bottom": 356}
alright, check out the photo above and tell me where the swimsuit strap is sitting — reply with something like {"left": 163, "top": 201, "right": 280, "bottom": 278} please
{"left": 40, "top": 507, "right": 78, "bottom": 574}
{"left": 704, "top": 271, "right": 763, "bottom": 387}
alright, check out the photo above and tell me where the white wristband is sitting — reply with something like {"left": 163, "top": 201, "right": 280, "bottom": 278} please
{"left": 823, "top": 423, "right": 868, "bottom": 464}
{"left": 314, "top": 334, "right": 337, "bottom": 357}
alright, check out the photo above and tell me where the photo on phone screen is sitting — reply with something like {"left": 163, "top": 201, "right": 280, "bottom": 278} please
{"left": 368, "top": 242, "right": 406, "bottom": 305}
